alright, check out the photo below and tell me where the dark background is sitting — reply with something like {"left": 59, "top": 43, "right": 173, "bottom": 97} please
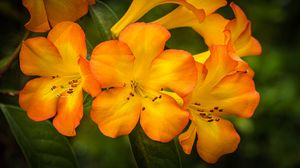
{"left": 0, "top": 0, "right": 299, "bottom": 167}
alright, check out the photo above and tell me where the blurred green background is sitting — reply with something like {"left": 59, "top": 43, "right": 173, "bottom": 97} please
{"left": 0, "top": 0, "right": 300, "bottom": 167}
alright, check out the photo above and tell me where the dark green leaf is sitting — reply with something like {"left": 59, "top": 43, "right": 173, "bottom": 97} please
{"left": 0, "top": 104, "right": 79, "bottom": 168}
{"left": 89, "top": 0, "right": 119, "bottom": 41}
{"left": 129, "top": 124, "right": 182, "bottom": 168}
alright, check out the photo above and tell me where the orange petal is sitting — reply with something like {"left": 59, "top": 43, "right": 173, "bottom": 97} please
{"left": 145, "top": 49, "right": 197, "bottom": 97}
{"left": 186, "top": 0, "right": 227, "bottom": 15}
{"left": 193, "top": 14, "right": 229, "bottom": 46}
{"left": 111, "top": 0, "right": 204, "bottom": 36}
{"left": 53, "top": 89, "right": 83, "bottom": 136}
{"left": 119, "top": 23, "right": 170, "bottom": 75}
{"left": 91, "top": 86, "right": 142, "bottom": 138}
{"left": 140, "top": 94, "right": 189, "bottom": 142}
{"left": 90, "top": 40, "right": 134, "bottom": 88}
{"left": 78, "top": 57, "right": 101, "bottom": 97}
{"left": 19, "top": 77, "right": 59, "bottom": 121}
{"left": 88, "top": 0, "right": 96, "bottom": 5}
{"left": 47, "top": 21, "right": 87, "bottom": 67}
{"left": 20, "top": 37, "right": 67, "bottom": 76}
{"left": 44, "top": 0, "right": 89, "bottom": 27}
{"left": 195, "top": 118, "right": 240, "bottom": 164}
{"left": 226, "top": 3, "right": 249, "bottom": 42}
{"left": 22, "top": 0, "right": 50, "bottom": 32}
{"left": 210, "top": 72, "right": 260, "bottom": 118}
{"left": 236, "top": 37, "right": 262, "bottom": 57}
{"left": 202, "top": 45, "right": 238, "bottom": 88}
{"left": 178, "top": 123, "right": 197, "bottom": 154}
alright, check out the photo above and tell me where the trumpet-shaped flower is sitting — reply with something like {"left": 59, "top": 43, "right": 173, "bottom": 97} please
{"left": 19, "top": 22, "right": 100, "bottom": 136}
{"left": 90, "top": 22, "right": 197, "bottom": 142}
{"left": 110, "top": 0, "right": 205, "bottom": 36}
{"left": 22, "top": 0, "right": 95, "bottom": 32}
{"left": 178, "top": 45, "right": 259, "bottom": 163}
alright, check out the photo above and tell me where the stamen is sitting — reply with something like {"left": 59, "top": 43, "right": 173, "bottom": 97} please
{"left": 142, "top": 107, "right": 145, "bottom": 111}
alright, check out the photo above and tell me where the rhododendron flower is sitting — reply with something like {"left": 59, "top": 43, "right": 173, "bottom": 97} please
{"left": 179, "top": 45, "right": 260, "bottom": 163}
{"left": 22, "top": 0, "right": 95, "bottom": 32}
{"left": 110, "top": 0, "right": 205, "bottom": 36}
{"left": 19, "top": 22, "right": 100, "bottom": 136}
{"left": 90, "top": 22, "right": 197, "bottom": 142}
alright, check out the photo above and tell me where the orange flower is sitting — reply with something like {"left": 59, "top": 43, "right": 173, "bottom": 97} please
{"left": 90, "top": 22, "right": 197, "bottom": 142}
{"left": 19, "top": 21, "right": 100, "bottom": 136}
{"left": 22, "top": 0, "right": 95, "bottom": 32}
{"left": 110, "top": 0, "right": 205, "bottom": 36}
{"left": 178, "top": 45, "right": 260, "bottom": 163}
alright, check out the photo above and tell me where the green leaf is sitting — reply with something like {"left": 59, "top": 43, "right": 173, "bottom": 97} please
{"left": 0, "top": 104, "right": 79, "bottom": 168}
{"left": 129, "top": 124, "right": 182, "bottom": 168}
{"left": 89, "top": 0, "right": 119, "bottom": 41}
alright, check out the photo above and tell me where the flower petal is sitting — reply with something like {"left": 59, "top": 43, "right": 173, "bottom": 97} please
{"left": 119, "top": 23, "right": 170, "bottom": 75}
{"left": 91, "top": 87, "right": 142, "bottom": 138}
{"left": 145, "top": 49, "right": 197, "bottom": 97}
{"left": 193, "top": 14, "right": 229, "bottom": 46}
{"left": 44, "top": 0, "right": 89, "bottom": 26}
{"left": 193, "top": 50, "right": 210, "bottom": 64}
{"left": 78, "top": 57, "right": 101, "bottom": 97}
{"left": 140, "top": 94, "right": 189, "bottom": 142}
{"left": 186, "top": 0, "right": 227, "bottom": 14}
{"left": 153, "top": 6, "right": 205, "bottom": 30}
{"left": 236, "top": 37, "right": 262, "bottom": 57}
{"left": 195, "top": 118, "right": 240, "bottom": 164}
{"left": 22, "top": 0, "right": 50, "bottom": 32}
{"left": 178, "top": 123, "right": 197, "bottom": 154}
{"left": 90, "top": 40, "right": 134, "bottom": 88}
{"left": 202, "top": 45, "right": 238, "bottom": 88}
{"left": 20, "top": 37, "right": 66, "bottom": 76}
{"left": 19, "top": 77, "right": 59, "bottom": 121}
{"left": 53, "top": 89, "right": 83, "bottom": 136}
{"left": 47, "top": 21, "right": 87, "bottom": 66}
{"left": 210, "top": 72, "right": 260, "bottom": 118}
{"left": 111, "top": 0, "right": 204, "bottom": 36}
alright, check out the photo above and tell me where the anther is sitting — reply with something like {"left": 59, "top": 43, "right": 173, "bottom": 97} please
{"left": 142, "top": 107, "right": 145, "bottom": 111}
{"left": 207, "top": 119, "right": 214, "bottom": 122}
{"left": 72, "top": 79, "right": 78, "bottom": 83}
{"left": 68, "top": 81, "right": 73, "bottom": 84}
{"left": 160, "top": 88, "right": 164, "bottom": 91}
{"left": 214, "top": 107, "right": 219, "bottom": 110}
{"left": 158, "top": 95, "right": 162, "bottom": 99}
{"left": 152, "top": 97, "right": 158, "bottom": 102}
{"left": 209, "top": 109, "right": 214, "bottom": 112}
{"left": 215, "top": 118, "right": 220, "bottom": 121}
{"left": 219, "top": 109, "right": 223, "bottom": 112}
{"left": 194, "top": 103, "right": 201, "bottom": 106}
{"left": 51, "top": 86, "right": 57, "bottom": 90}
{"left": 67, "top": 90, "right": 73, "bottom": 94}
{"left": 130, "top": 92, "right": 134, "bottom": 97}
{"left": 71, "top": 84, "right": 78, "bottom": 87}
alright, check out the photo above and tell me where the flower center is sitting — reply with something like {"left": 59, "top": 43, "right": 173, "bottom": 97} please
{"left": 188, "top": 102, "right": 224, "bottom": 122}
{"left": 50, "top": 74, "right": 82, "bottom": 97}
{"left": 125, "top": 80, "right": 164, "bottom": 110}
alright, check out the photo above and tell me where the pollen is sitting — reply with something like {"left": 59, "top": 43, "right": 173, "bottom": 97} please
{"left": 190, "top": 102, "right": 223, "bottom": 123}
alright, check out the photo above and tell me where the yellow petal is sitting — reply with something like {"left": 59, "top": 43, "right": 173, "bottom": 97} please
{"left": 90, "top": 40, "right": 134, "bottom": 88}
{"left": 193, "top": 50, "right": 210, "bottom": 64}
{"left": 140, "top": 94, "right": 189, "bottom": 142}
{"left": 236, "top": 37, "right": 262, "bottom": 57}
{"left": 210, "top": 72, "right": 260, "bottom": 118}
{"left": 91, "top": 86, "right": 142, "bottom": 138}
{"left": 53, "top": 89, "right": 83, "bottom": 136}
{"left": 119, "top": 23, "right": 170, "bottom": 76}
{"left": 195, "top": 118, "right": 240, "bottom": 163}
{"left": 19, "top": 77, "right": 59, "bottom": 121}
{"left": 153, "top": 6, "right": 205, "bottom": 30}
{"left": 111, "top": 0, "right": 204, "bottom": 36}
{"left": 20, "top": 37, "right": 66, "bottom": 76}
{"left": 22, "top": 0, "right": 50, "bottom": 32}
{"left": 178, "top": 123, "right": 197, "bottom": 154}
{"left": 47, "top": 21, "right": 86, "bottom": 68}
{"left": 78, "top": 57, "right": 101, "bottom": 97}
{"left": 145, "top": 49, "right": 197, "bottom": 97}
{"left": 44, "top": 0, "right": 89, "bottom": 26}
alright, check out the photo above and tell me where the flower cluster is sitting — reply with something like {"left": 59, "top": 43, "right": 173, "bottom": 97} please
{"left": 20, "top": 0, "right": 261, "bottom": 163}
